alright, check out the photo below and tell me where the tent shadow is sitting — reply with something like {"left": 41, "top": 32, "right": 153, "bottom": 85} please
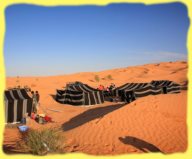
{"left": 3, "top": 145, "right": 28, "bottom": 154}
{"left": 50, "top": 94, "right": 56, "bottom": 100}
{"left": 3, "top": 145, "right": 16, "bottom": 152}
{"left": 62, "top": 103, "right": 126, "bottom": 131}
{"left": 119, "top": 136, "right": 163, "bottom": 153}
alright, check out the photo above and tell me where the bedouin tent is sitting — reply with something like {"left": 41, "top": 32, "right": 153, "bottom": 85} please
{"left": 113, "top": 80, "right": 180, "bottom": 103}
{"left": 133, "top": 83, "right": 162, "bottom": 99}
{"left": 113, "top": 83, "right": 152, "bottom": 102}
{"left": 150, "top": 80, "right": 181, "bottom": 94}
{"left": 4, "top": 89, "right": 33, "bottom": 123}
{"left": 56, "top": 82, "right": 104, "bottom": 106}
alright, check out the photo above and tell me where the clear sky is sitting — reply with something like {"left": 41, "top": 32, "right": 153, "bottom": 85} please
{"left": 4, "top": 2, "right": 189, "bottom": 77}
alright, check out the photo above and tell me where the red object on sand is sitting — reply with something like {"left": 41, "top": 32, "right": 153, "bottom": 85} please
{"left": 31, "top": 112, "right": 36, "bottom": 120}
{"left": 98, "top": 85, "right": 105, "bottom": 90}
{"left": 44, "top": 115, "right": 52, "bottom": 122}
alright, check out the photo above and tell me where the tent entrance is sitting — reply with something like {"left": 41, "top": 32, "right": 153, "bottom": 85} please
{"left": 125, "top": 91, "right": 136, "bottom": 103}
{"left": 162, "top": 87, "right": 167, "bottom": 94}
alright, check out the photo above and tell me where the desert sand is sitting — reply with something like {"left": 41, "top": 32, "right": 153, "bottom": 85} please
{"left": 3, "top": 61, "right": 188, "bottom": 155}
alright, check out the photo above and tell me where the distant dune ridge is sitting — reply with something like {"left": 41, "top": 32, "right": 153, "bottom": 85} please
{"left": 4, "top": 61, "right": 187, "bottom": 155}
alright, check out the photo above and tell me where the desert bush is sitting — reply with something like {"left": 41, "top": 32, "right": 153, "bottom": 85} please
{"left": 94, "top": 75, "right": 100, "bottom": 82}
{"left": 20, "top": 128, "right": 64, "bottom": 155}
{"left": 107, "top": 74, "right": 113, "bottom": 80}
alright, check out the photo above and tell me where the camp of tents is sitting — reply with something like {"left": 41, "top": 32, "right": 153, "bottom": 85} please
{"left": 4, "top": 80, "right": 181, "bottom": 123}
{"left": 56, "top": 80, "right": 181, "bottom": 106}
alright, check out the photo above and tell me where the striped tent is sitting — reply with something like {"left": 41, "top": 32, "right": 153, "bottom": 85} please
{"left": 114, "top": 83, "right": 160, "bottom": 102}
{"left": 113, "top": 80, "right": 180, "bottom": 103}
{"left": 150, "top": 80, "right": 181, "bottom": 94}
{"left": 113, "top": 83, "right": 150, "bottom": 97}
{"left": 4, "top": 89, "right": 33, "bottom": 123}
{"left": 134, "top": 83, "right": 162, "bottom": 99}
{"left": 56, "top": 82, "right": 104, "bottom": 106}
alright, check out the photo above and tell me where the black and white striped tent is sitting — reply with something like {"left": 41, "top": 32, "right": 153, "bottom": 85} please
{"left": 56, "top": 82, "right": 104, "bottom": 106}
{"left": 4, "top": 89, "right": 33, "bottom": 123}
{"left": 134, "top": 84, "right": 162, "bottom": 98}
{"left": 113, "top": 83, "right": 158, "bottom": 102}
{"left": 113, "top": 80, "right": 180, "bottom": 103}
{"left": 113, "top": 83, "right": 150, "bottom": 97}
{"left": 150, "top": 80, "right": 181, "bottom": 94}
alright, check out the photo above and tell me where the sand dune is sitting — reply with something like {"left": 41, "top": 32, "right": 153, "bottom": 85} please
{"left": 3, "top": 61, "right": 188, "bottom": 155}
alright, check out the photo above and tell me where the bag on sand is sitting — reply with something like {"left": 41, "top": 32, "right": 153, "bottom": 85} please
{"left": 44, "top": 115, "right": 52, "bottom": 122}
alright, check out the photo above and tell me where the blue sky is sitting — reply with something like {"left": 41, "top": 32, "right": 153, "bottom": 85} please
{"left": 4, "top": 3, "right": 189, "bottom": 76}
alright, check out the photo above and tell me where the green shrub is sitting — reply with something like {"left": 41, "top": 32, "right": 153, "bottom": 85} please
{"left": 107, "top": 74, "right": 113, "bottom": 80}
{"left": 20, "top": 128, "right": 64, "bottom": 155}
{"left": 94, "top": 75, "right": 100, "bottom": 82}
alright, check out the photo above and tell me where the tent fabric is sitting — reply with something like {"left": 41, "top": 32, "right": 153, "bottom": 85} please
{"left": 56, "top": 89, "right": 85, "bottom": 106}
{"left": 4, "top": 89, "right": 33, "bottom": 123}
{"left": 150, "top": 80, "right": 173, "bottom": 87}
{"left": 113, "top": 80, "right": 181, "bottom": 103}
{"left": 123, "top": 83, "right": 162, "bottom": 102}
{"left": 56, "top": 82, "right": 104, "bottom": 106}
{"left": 113, "top": 83, "right": 151, "bottom": 97}
{"left": 113, "top": 83, "right": 150, "bottom": 98}
{"left": 134, "top": 84, "right": 162, "bottom": 98}
{"left": 150, "top": 80, "right": 181, "bottom": 94}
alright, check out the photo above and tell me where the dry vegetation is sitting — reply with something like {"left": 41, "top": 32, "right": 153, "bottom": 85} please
{"left": 94, "top": 75, "right": 100, "bottom": 82}
{"left": 19, "top": 128, "right": 64, "bottom": 155}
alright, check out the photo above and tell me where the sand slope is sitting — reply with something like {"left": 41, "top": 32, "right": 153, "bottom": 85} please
{"left": 3, "top": 61, "right": 188, "bottom": 155}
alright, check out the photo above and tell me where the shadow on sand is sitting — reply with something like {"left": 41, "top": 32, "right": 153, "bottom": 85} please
{"left": 50, "top": 94, "right": 56, "bottom": 100}
{"left": 119, "top": 136, "right": 163, "bottom": 153}
{"left": 62, "top": 103, "right": 126, "bottom": 131}
{"left": 3, "top": 145, "right": 16, "bottom": 153}
{"left": 3, "top": 145, "right": 27, "bottom": 154}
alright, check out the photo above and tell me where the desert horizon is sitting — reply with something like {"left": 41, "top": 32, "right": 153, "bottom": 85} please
{"left": 5, "top": 60, "right": 187, "bottom": 78}
{"left": 5, "top": 60, "right": 188, "bottom": 90}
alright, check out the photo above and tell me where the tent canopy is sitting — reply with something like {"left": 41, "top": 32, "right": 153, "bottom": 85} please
{"left": 56, "top": 82, "right": 104, "bottom": 106}
{"left": 4, "top": 89, "right": 33, "bottom": 123}
{"left": 113, "top": 80, "right": 181, "bottom": 103}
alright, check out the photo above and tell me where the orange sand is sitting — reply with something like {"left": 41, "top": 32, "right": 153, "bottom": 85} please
{"left": 3, "top": 61, "right": 188, "bottom": 155}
